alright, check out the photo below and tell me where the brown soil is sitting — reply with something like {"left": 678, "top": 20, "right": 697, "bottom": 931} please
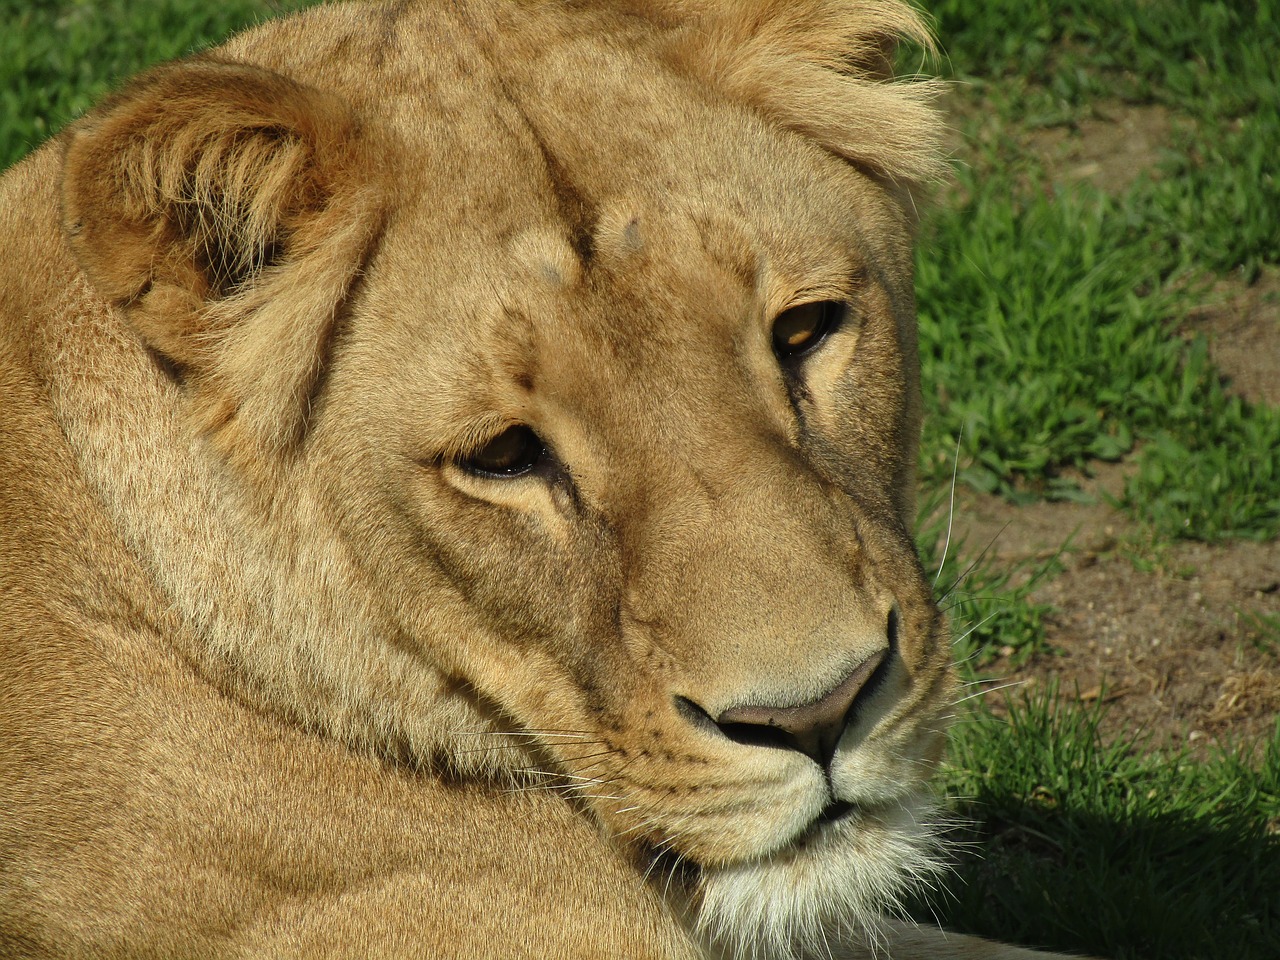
{"left": 1185, "top": 268, "right": 1280, "bottom": 408}
{"left": 1024, "top": 102, "right": 1173, "bottom": 194}
{"left": 942, "top": 471, "right": 1280, "bottom": 754}
{"left": 938, "top": 102, "right": 1280, "bottom": 756}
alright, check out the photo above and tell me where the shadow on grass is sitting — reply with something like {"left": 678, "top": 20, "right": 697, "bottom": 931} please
{"left": 911, "top": 692, "right": 1280, "bottom": 960}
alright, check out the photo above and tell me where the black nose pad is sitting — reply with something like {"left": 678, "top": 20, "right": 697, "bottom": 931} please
{"left": 711, "top": 647, "right": 889, "bottom": 767}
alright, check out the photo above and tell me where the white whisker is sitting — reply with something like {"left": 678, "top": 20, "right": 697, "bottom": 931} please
{"left": 950, "top": 611, "right": 997, "bottom": 647}
{"left": 953, "top": 678, "right": 1027, "bottom": 705}
{"left": 936, "top": 521, "right": 1010, "bottom": 603}
{"left": 513, "top": 769, "right": 603, "bottom": 783}
{"left": 933, "top": 428, "right": 963, "bottom": 588}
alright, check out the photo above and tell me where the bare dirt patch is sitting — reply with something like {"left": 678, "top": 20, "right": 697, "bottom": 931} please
{"left": 1026, "top": 102, "right": 1173, "bottom": 194}
{"left": 943, "top": 465, "right": 1280, "bottom": 755}
{"left": 1183, "top": 267, "right": 1280, "bottom": 407}
{"left": 1030, "top": 537, "right": 1280, "bottom": 753}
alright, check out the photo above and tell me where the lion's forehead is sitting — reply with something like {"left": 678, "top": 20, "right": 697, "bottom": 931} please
{"left": 237, "top": 1, "right": 880, "bottom": 282}
{"left": 352, "top": 126, "right": 872, "bottom": 439}
{"left": 227, "top": 2, "right": 909, "bottom": 434}
{"left": 261, "top": 1, "right": 918, "bottom": 530}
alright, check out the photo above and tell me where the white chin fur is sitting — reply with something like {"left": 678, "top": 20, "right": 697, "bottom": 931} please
{"left": 694, "top": 797, "right": 943, "bottom": 960}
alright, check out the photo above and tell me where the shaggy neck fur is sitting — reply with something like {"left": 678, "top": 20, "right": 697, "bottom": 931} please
{"left": 41, "top": 275, "right": 516, "bottom": 778}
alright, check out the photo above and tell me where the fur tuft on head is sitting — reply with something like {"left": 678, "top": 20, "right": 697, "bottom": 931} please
{"left": 597, "top": 0, "right": 946, "bottom": 185}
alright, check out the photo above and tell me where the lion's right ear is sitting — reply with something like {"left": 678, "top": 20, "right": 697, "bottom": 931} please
{"left": 63, "top": 59, "right": 384, "bottom": 462}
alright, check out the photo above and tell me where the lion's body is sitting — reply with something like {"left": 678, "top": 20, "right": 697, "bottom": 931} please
{"left": 1, "top": 2, "right": 1067, "bottom": 958}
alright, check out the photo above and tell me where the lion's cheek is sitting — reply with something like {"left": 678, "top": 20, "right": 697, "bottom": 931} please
{"left": 340, "top": 497, "right": 637, "bottom": 722}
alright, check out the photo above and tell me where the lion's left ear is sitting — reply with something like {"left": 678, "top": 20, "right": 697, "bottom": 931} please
{"left": 63, "top": 58, "right": 385, "bottom": 463}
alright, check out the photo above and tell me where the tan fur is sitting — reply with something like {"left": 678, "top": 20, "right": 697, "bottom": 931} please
{"left": 0, "top": 2, "right": 1077, "bottom": 958}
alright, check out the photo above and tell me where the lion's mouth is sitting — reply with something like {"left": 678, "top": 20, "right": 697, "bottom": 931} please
{"left": 785, "top": 798, "right": 865, "bottom": 851}
{"left": 815, "top": 798, "right": 858, "bottom": 826}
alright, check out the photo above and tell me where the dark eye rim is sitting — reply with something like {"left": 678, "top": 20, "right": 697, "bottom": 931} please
{"left": 771, "top": 299, "right": 848, "bottom": 363}
{"left": 458, "top": 425, "right": 547, "bottom": 479}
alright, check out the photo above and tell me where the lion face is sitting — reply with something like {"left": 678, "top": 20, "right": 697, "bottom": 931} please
{"left": 58, "top": 0, "right": 949, "bottom": 953}
{"left": 316, "top": 26, "right": 951, "bottom": 949}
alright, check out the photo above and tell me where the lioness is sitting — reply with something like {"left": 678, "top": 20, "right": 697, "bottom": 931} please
{"left": 0, "top": 1, "right": 1071, "bottom": 958}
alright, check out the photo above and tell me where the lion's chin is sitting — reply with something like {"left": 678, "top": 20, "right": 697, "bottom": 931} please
{"left": 692, "top": 796, "right": 943, "bottom": 960}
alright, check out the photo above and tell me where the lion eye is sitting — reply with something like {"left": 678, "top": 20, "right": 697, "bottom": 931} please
{"left": 461, "top": 426, "right": 545, "bottom": 477}
{"left": 771, "top": 300, "right": 846, "bottom": 361}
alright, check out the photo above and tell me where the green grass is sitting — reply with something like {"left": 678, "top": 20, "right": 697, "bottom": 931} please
{"left": 928, "top": 0, "right": 1279, "bottom": 122}
{"left": 912, "top": 3, "right": 1280, "bottom": 955}
{"left": 916, "top": 171, "right": 1280, "bottom": 541}
{"left": 1133, "top": 114, "right": 1280, "bottom": 284}
{"left": 915, "top": 176, "right": 1179, "bottom": 498}
{"left": 1240, "top": 610, "right": 1280, "bottom": 657}
{"left": 1121, "top": 342, "right": 1280, "bottom": 542}
{"left": 0, "top": 0, "right": 315, "bottom": 170}
{"left": 918, "top": 691, "right": 1280, "bottom": 960}
{"left": 914, "top": 0, "right": 1280, "bottom": 542}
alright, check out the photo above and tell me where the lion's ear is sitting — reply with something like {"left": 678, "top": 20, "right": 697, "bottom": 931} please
{"left": 63, "top": 59, "right": 384, "bottom": 460}
{"left": 640, "top": 0, "right": 945, "bottom": 184}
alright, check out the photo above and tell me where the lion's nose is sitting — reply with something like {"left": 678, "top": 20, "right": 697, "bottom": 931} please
{"left": 706, "top": 648, "right": 889, "bottom": 768}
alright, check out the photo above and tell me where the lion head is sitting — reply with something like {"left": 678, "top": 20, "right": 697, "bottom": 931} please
{"left": 54, "top": 0, "right": 949, "bottom": 954}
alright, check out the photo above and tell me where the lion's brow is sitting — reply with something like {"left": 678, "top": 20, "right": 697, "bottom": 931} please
{"left": 521, "top": 120, "right": 599, "bottom": 269}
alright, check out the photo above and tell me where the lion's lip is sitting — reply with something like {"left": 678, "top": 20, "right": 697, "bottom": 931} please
{"left": 787, "top": 798, "right": 863, "bottom": 848}
{"left": 815, "top": 799, "right": 858, "bottom": 826}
